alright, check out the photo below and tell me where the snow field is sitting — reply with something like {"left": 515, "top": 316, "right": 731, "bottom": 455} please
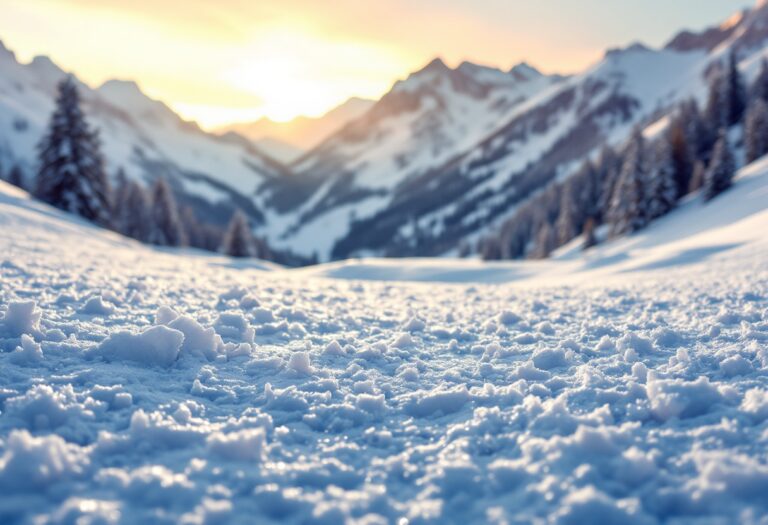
{"left": 0, "top": 180, "right": 768, "bottom": 523}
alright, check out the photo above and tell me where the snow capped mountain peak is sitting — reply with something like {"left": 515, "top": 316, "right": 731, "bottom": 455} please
{"left": 605, "top": 42, "right": 652, "bottom": 60}
{"left": 0, "top": 39, "right": 15, "bottom": 61}
{"left": 421, "top": 56, "right": 450, "bottom": 74}
{"left": 97, "top": 79, "right": 158, "bottom": 110}
{"left": 509, "top": 61, "right": 542, "bottom": 81}
{"left": 96, "top": 78, "right": 180, "bottom": 125}
{"left": 98, "top": 79, "right": 144, "bottom": 99}
{"left": 27, "top": 55, "right": 66, "bottom": 85}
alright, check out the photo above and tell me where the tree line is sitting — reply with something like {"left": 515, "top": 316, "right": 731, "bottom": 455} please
{"left": 480, "top": 52, "right": 764, "bottom": 260}
{"left": 0, "top": 76, "right": 271, "bottom": 259}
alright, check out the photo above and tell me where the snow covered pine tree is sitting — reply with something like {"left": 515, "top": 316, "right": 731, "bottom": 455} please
{"left": 221, "top": 209, "right": 256, "bottom": 258}
{"left": 115, "top": 180, "right": 151, "bottom": 242}
{"left": 646, "top": 137, "right": 678, "bottom": 220}
{"left": 147, "top": 177, "right": 187, "bottom": 247}
{"left": 35, "top": 76, "right": 111, "bottom": 225}
{"left": 745, "top": 98, "right": 768, "bottom": 163}
{"left": 704, "top": 130, "right": 736, "bottom": 201}
{"left": 608, "top": 129, "right": 647, "bottom": 236}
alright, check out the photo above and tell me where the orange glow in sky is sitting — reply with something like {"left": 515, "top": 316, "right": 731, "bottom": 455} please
{"left": 0, "top": 0, "right": 749, "bottom": 128}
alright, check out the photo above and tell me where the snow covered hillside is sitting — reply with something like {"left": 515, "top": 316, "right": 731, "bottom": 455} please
{"left": 0, "top": 41, "right": 287, "bottom": 227}
{"left": 0, "top": 150, "right": 766, "bottom": 523}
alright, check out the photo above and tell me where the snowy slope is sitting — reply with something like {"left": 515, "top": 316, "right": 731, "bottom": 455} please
{"left": 275, "top": 1, "right": 768, "bottom": 262}
{"left": 259, "top": 60, "right": 564, "bottom": 258}
{"left": 299, "top": 153, "right": 768, "bottom": 284}
{"left": 0, "top": 41, "right": 287, "bottom": 226}
{"left": 0, "top": 153, "right": 767, "bottom": 523}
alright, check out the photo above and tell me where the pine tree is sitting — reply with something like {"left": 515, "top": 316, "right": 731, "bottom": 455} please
{"left": 689, "top": 160, "right": 706, "bottom": 194}
{"left": 608, "top": 130, "right": 647, "bottom": 236}
{"left": 703, "top": 130, "right": 736, "bottom": 201}
{"left": 147, "top": 177, "right": 186, "bottom": 247}
{"left": 115, "top": 181, "right": 151, "bottom": 242}
{"left": 596, "top": 146, "right": 622, "bottom": 221}
{"left": 479, "top": 238, "right": 502, "bottom": 261}
{"left": 111, "top": 168, "right": 128, "bottom": 209}
{"left": 220, "top": 209, "right": 255, "bottom": 257}
{"left": 529, "top": 221, "right": 556, "bottom": 259}
{"left": 179, "top": 206, "right": 204, "bottom": 249}
{"left": 555, "top": 181, "right": 578, "bottom": 246}
{"left": 35, "top": 76, "right": 111, "bottom": 226}
{"left": 705, "top": 68, "right": 727, "bottom": 131}
{"left": 7, "top": 164, "right": 25, "bottom": 189}
{"left": 678, "top": 98, "right": 715, "bottom": 166}
{"left": 745, "top": 98, "right": 768, "bottom": 163}
{"left": 724, "top": 51, "right": 747, "bottom": 126}
{"left": 751, "top": 58, "right": 768, "bottom": 104}
{"left": 582, "top": 217, "right": 597, "bottom": 250}
{"left": 646, "top": 137, "right": 678, "bottom": 220}
{"left": 667, "top": 117, "right": 693, "bottom": 198}
{"left": 575, "top": 161, "right": 600, "bottom": 224}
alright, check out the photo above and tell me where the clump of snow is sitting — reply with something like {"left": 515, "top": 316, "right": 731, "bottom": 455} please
{"left": 402, "top": 316, "right": 426, "bottom": 332}
{"left": 404, "top": 386, "right": 470, "bottom": 417}
{"left": 206, "top": 428, "right": 266, "bottom": 461}
{"left": 719, "top": 354, "right": 753, "bottom": 377}
{"left": 1, "top": 300, "right": 42, "bottom": 338}
{"left": 157, "top": 309, "right": 222, "bottom": 360}
{"left": 497, "top": 310, "right": 523, "bottom": 326}
{"left": 4, "top": 384, "right": 95, "bottom": 431}
{"left": 0, "top": 430, "right": 89, "bottom": 490}
{"left": 617, "top": 333, "right": 654, "bottom": 356}
{"left": 323, "top": 340, "right": 345, "bottom": 356}
{"left": 740, "top": 388, "right": 768, "bottom": 421}
{"left": 391, "top": 332, "right": 414, "bottom": 348}
{"left": 646, "top": 375, "right": 729, "bottom": 421}
{"left": 287, "top": 351, "right": 312, "bottom": 375}
{"left": 552, "top": 486, "right": 653, "bottom": 525}
{"left": 9, "top": 333, "right": 43, "bottom": 364}
{"left": 214, "top": 312, "right": 254, "bottom": 344}
{"left": 79, "top": 295, "right": 115, "bottom": 316}
{"left": 532, "top": 347, "right": 569, "bottom": 370}
{"left": 93, "top": 325, "right": 184, "bottom": 367}
{"left": 48, "top": 498, "right": 121, "bottom": 525}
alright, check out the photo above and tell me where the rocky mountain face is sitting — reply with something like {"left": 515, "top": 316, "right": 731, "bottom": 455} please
{"left": 258, "top": 58, "right": 565, "bottom": 259}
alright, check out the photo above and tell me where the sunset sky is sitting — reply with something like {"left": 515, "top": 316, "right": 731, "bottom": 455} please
{"left": 0, "top": 0, "right": 751, "bottom": 128}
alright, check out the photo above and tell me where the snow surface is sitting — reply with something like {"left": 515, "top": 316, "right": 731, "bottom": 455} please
{"left": 0, "top": 159, "right": 767, "bottom": 523}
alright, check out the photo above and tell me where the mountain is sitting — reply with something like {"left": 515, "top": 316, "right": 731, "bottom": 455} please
{"left": 258, "top": 58, "right": 565, "bottom": 259}
{"left": 217, "top": 97, "right": 375, "bottom": 163}
{"left": 0, "top": 41, "right": 287, "bottom": 228}
{"left": 262, "top": 0, "right": 768, "bottom": 261}
{"left": 3, "top": 1, "right": 768, "bottom": 264}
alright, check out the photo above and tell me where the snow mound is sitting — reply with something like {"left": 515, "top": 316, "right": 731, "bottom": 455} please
{"left": 93, "top": 325, "right": 184, "bottom": 367}
{"left": 0, "top": 430, "right": 89, "bottom": 491}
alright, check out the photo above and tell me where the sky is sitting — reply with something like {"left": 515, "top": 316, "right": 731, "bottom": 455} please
{"left": 0, "top": 0, "right": 753, "bottom": 128}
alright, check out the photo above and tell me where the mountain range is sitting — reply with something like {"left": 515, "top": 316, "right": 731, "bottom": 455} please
{"left": 217, "top": 97, "right": 375, "bottom": 163}
{"left": 1, "top": 1, "right": 767, "bottom": 262}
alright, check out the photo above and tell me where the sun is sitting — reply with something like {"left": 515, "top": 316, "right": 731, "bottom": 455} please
{"left": 221, "top": 26, "right": 405, "bottom": 124}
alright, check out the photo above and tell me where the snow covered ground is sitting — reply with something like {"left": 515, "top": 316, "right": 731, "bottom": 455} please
{"left": 0, "top": 159, "right": 767, "bottom": 523}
